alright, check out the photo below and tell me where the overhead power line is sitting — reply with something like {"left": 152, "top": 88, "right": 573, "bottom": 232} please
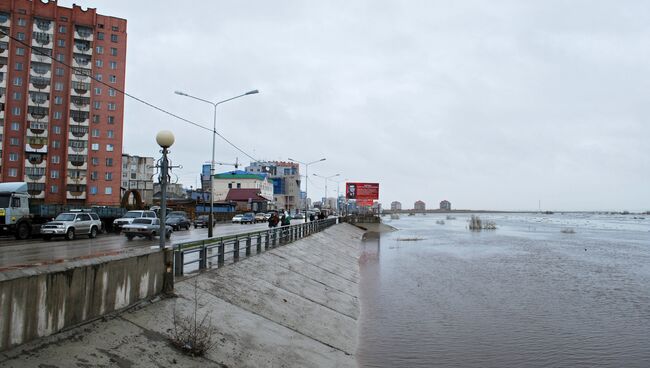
{"left": 0, "top": 29, "right": 260, "bottom": 162}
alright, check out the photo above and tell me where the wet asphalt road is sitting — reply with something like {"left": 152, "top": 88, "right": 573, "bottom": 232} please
{"left": 0, "top": 221, "right": 302, "bottom": 270}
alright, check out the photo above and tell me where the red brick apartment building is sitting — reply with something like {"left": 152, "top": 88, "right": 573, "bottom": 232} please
{"left": 0, "top": 0, "right": 126, "bottom": 206}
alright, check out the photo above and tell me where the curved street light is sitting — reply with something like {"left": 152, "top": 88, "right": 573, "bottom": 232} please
{"left": 174, "top": 89, "right": 259, "bottom": 237}
{"left": 312, "top": 173, "right": 340, "bottom": 211}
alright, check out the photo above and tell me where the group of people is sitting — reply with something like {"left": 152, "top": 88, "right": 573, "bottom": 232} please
{"left": 267, "top": 210, "right": 327, "bottom": 228}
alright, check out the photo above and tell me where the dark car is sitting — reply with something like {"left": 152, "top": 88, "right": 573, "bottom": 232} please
{"left": 123, "top": 218, "right": 172, "bottom": 240}
{"left": 193, "top": 215, "right": 215, "bottom": 228}
{"left": 166, "top": 211, "right": 191, "bottom": 231}
{"left": 241, "top": 212, "right": 255, "bottom": 224}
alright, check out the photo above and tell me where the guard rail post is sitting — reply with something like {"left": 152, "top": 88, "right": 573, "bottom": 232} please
{"left": 199, "top": 241, "right": 207, "bottom": 271}
{"left": 265, "top": 230, "right": 270, "bottom": 249}
{"left": 174, "top": 244, "right": 184, "bottom": 276}
{"left": 234, "top": 237, "right": 240, "bottom": 261}
{"left": 245, "top": 235, "right": 252, "bottom": 256}
{"left": 256, "top": 233, "right": 262, "bottom": 253}
{"left": 217, "top": 240, "right": 225, "bottom": 265}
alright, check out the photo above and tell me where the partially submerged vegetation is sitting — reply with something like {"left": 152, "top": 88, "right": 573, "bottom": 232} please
{"left": 561, "top": 227, "right": 576, "bottom": 234}
{"left": 468, "top": 215, "right": 497, "bottom": 231}
{"left": 396, "top": 237, "right": 426, "bottom": 241}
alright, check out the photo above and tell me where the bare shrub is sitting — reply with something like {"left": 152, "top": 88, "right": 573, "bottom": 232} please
{"left": 561, "top": 227, "right": 576, "bottom": 234}
{"left": 170, "top": 278, "right": 218, "bottom": 357}
{"left": 469, "top": 215, "right": 496, "bottom": 231}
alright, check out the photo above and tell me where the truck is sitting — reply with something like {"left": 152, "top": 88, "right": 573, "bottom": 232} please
{"left": 0, "top": 182, "right": 127, "bottom": 240}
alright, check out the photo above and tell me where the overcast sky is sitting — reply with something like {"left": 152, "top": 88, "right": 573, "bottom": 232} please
{"left": 60, "top": 0, "right": 649, "bottom": 212}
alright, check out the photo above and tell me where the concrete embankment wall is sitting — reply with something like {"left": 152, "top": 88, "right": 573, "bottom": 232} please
{"left": 0, "top": 249, "right": 167, "bottom": 352}
{"left": 0, "top": 223, "right": 364, "bottom": 368}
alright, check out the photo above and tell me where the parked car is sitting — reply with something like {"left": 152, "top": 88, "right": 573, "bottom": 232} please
{"left": 231, "top": 214, "right": 243, "bottom": 224}
{"left": 166, "top": 211, "right": 191, "bottom": 231}
{"left": 264, "top": 213, "right": 273, "bottom": 221}
{"left": 123, "top": 218, "right": 172, "bottom": 240}
{"left": 112, "top": 210, "right": 158, "bottom": 232}
{"left": 241, "top": 212, "right": 255, "bottom": 224}
{"left": 293, "top": 213, "right": 305, "bottom": 220}
{"left": 193, "top": 215, "right": 216, "bottom": 228}
{"left": 40, "top": 211, "right": 102, "bottom": 240}
{"left": 254, "top": 213, "right": 266, "bottom": 223}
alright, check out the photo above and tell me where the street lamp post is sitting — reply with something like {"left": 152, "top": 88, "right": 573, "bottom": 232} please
{"left": 156, "top": 130, "right": 175, "bottom": 249}
{"left": 332, "top": 177, "right": 348, "bottom": 215}
{"left": 313, "top": 173, "right": 340, "bottom": 212}
{"left": 175, "top": 89, "right": 259, "bottom": 237}
{"left": 288, "top": 158, "right": 326, "bottom": 222}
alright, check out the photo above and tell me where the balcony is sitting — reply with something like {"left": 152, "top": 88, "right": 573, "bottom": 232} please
{"left": 74, "top": 40, "right": 92, "bottom": 55}
{"left": 28, "top": 93, "right": 50, "bottom": 109}
{"left": 68, "top": 125, "right": 89, "bottom": 139}
{"left": 68, "top": 140, "right": 88, "bottom": 155}
{"left": 0, "top": 41, "right": 7, "bottom": 57}
{"left": 69, "top": 111, "right": 90, "bottom": 125}
{"left": 25, "top": 138, "right": 48, "bottom": 153}
{"left": 25, "top": 156, "right": 47, "bottom": 168}
{"left": 0, "top": 13, "right": 9, "bottom": 25}
{"left": 0, "top": 87, "right": 4, "bottom": 103}
{"left": 72, "top": 55, "right": 91, "bottom": 69}
{"left": 31, "top": 47, "right": 52, "bottom": 64}
{"left": 67, "top": 146, "right": 88, "bottom": 155}
{"left": 66, "top": 173, "right": 87, "bottom": 186}
{"left": 0, "top": 26, "right": 8, "bottom": 41}
{"left": 29, "top": 76, "right": 51, "bottom": 92}
{"left": 74, "top": 26, "right": 93, "bottom": 41}
{"left": 72, "top": 68, "right": 91, "bottom": 82}
{"left": 67, "top": 154, "right": 87, "bottom": 170}
{"left": 31, "top": 32, "right": 52, "bottom": 48}
{"left": 71, "top": 81, "right": 90, "bottom": 96}
{"left": 28, "top": 121, "right": 48, "bottom": 135}
{"left": 34, "top": 19, "right": 53, "bottom": 33}
{"left": 25, "top": 167, "right": 46, "bottom": 182}
{"left": 66, "top": 190, "right": 87, "bottom": 200}
{"left": 28, "top": 106, "right": 49, "bottom": 120}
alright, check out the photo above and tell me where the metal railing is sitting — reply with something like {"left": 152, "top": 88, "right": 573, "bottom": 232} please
{"left": 173, "top": 218, "right": 337, "bottom": 276}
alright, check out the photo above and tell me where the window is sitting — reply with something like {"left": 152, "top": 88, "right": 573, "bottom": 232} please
{"left": 110, "top": 34, "right": 118, "bottom": 42}
{"left": 10, "top": 137, "right": 19, "bottom": 145}
{"left": 107, "top": 103, "right": 116, "bottom": 111}
{"left": 12, "top": 92, "right": 21, "bottom": 100}
{"left": 13, "top": 77, "right": 22, "bottom": 86}
{"left": 109, "top": 75, "right": 117, "bottom": 83}
{"left": 12, "top": 107, "right": 21, "bottom": 116}
{"left": 96, "top": 73, "right": 103, "bottom": 81}
{"left": 50, "top": 185, "right": 58, "bottom": 193}
{"left": 55, "top": 67, "right": 64, "bottom": 76}
{"left": 97, "top": 32, "right": 104, "bottom": 40}
{"left": 108, "top": 88, "right": 116, "bottom": 97}
{"left": 90, "top": 171, "right": 98, "bottom": 180}
{"left": 91, "top": 129, "right": 100, "bottom": 137}
{"left": 107, "top": 116, "right": 115, "bottom": 124}
{"left": 51, "top": 155, "right": 60, "bottom": 164}
{"left": 54, "top": 82, "right": 64, "bottom": 91}
{"left": 92, "top": 114, "right": 100, "bottom": 123}
{"left": 107, "top": 130, "right": 114, "bottom": 138}
{"left": 58, "top": 25, "right": 66, "bottom": 33}
{"left": 10, "top": 122, "right": 19, "bottom": 131}
{"left": 53, "top": 111, "right": 62, "bottom": 120}
{"left": 98, "top": 23, "right": 104, "bottom": 29}
{"left": 57, "top": 39, "right": 65, "bottom": 47}
{"left": 53, "top": 126, "right": 61, "bottom": 134}
{"left": 112, "top": 26, "right": 119, "bottom": 31}
{"left": 54, "top": 96, "right": 63, "bottom": 105}
{"left": 90, "top": 186, "right": 97, "bottom": 195}
{"left": 91, "top": 157, "right": 99, "bottom": 166}
{"left": 16, "top": 32, "right": 25, "bottom": 41}
{"left": 106, "top": 144, "right": 114, "bottom": 152}
{"left": 50, "top": 170, "right": 59, "bottom": 179}
{"left": 106, "top": 158, "right": 113, "bottom": 166}
{"left": 93, "top": 101, "right": 101, "bottom": 109}
{"left": 131, "top": 173, "right": 137, "bottom": 179}
{"left": 110, "top": 47, "right": 118, "bottom": 56}
{"left": 17, "top": 18, "right": 26, "bottom": 26}
{"left": 95, "top": 59, "right": 103, "bottom": 67}
{"left": 105, "top": 187, "right": 112, "bottom": 195}
{"left": 15, "top": 62, "right": 23, "bottom": 71}
{"left": 9, "top": 153, "right": 18, "bottom": 161}
{"left": 8, "top": 168, "right": 17, "bottom": 177}
{"left": 96, "top": 46, "right": 104, "bottom": 54}
{"left": 109, "top": 61, "right": 117, "bottom": 69}
{"left": 52, "top": 140, "right": 60, "bottom": 148}
{"left": 91, "top": 143, "right": 99, "bottom": 151}
{"left": 94, "top": 87, "right": 102, "bottom": 95}
{"left": 56, "top": 53, "right": 64, "bottom": 62}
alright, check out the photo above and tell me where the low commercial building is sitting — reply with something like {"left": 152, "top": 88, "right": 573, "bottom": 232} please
{"left": 212, "top": 170, "right": 273, "bottom": 203}
{"left": 226, "top": 188, "right": 271, "bottom": 212}
{"left": 121, "top": 154, "right": 154, "bottom": 206}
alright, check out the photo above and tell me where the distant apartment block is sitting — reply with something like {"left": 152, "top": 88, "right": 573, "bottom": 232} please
{"left": 391, "top": 201, "right": 402, "bottom": 211}
{"left": 246, "top": 160, "right": 300, "bottom": 211}
{"left": 121, "top": 154, "right": 153, "bottom": 206}
{"left": 0, "top": 1, "right": 127, "bottom": 205}
{"left": 440, "top": 200, "right": 451, "bottom": 211}
{"left": 414, "top": 200, "right": 425, "bottom": 211}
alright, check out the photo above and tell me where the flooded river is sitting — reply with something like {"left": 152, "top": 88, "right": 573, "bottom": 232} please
{"left": 357, "top": 213, "right": 650, "bottom": 367}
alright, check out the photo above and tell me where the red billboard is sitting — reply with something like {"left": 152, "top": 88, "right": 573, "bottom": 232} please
{"left": 346, "top": 182, "right": 379, "bottom": 200}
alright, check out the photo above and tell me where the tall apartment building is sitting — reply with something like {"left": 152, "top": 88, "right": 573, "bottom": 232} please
{"left": 121, "top": 154, "right": 153, "bottom": 206}
{"left": 390, "top": 201, "right": 402, "bottom": 211}
{"left": 0, "top": 1, "right": 127, "bottom": 206}
{"left": 414, "top": 200, "right": 426, "bottom": 211}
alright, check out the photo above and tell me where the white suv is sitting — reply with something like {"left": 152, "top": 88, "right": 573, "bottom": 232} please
{"left": 113, "top": 210, "right": 158, "bottom": 231}
{"left": 41, "top": 212, "right": 102, "bottom": 240}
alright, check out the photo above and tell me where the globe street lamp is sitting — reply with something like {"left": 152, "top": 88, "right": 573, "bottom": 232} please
{"left": 156, "top": 130, "right": 175, "bottom": 249}
{"left": 174, "top": 89, "right": 259, "bottom": 237}
{"left": 288, "top": 158, "right": 326, "bottom": 222}
{"left": 312, "top": 173, "right": 340, "bottom": 211}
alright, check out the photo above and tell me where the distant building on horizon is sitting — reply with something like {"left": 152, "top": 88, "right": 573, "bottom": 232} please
{"left": 414, "top": 200, "right": 425, "bottom": 211}
{"left": 440, "top": 200, "right": 451, "bottom": 211}
{"left": 391, "top": 201, "right": 402, "bottom": 211}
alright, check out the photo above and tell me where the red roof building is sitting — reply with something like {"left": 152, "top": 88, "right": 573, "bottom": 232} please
{"left": 225, "top": 188, "right": 270, "bottom": 212}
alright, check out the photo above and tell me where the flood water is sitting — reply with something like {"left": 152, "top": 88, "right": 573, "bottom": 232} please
{"left": 357, "top": 213, "right": 650, "bottom": 367}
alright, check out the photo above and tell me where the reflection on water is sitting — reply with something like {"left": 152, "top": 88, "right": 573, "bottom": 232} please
{"left": 357, "top": 214, "right": 650, "bottom": 368}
